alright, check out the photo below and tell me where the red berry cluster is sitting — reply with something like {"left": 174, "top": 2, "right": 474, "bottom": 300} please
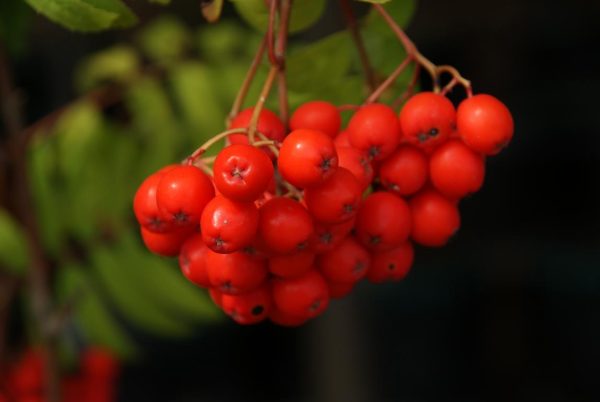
{"left": 0, "top": 348, "right": 119, "bottom": 402}
{"left": 133, "top": 92, "right": 513, "bottom": 327}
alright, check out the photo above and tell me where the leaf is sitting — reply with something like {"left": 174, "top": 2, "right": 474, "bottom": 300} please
{"left": 365, "top": 0, "right": 416, "bottom": 30}
{"left": 25, "top": 0, "right": 137, "bottom": 32}
{"left": 0, "top": 209, "right": 29, "bottom": 275}
{"left": 148, "top": 0, "right": 171, "bottom": 4}
{"left": 201, "top": 0, "right": 224, "bottom": 23}
{"left": 56, "top": 264, "right": 137, "bottom": 359}
{"left": 356, "top": 0, "right": 391, "bottom": 3}
{"left": 0, "top": 0, "right": 32, "bottom": 55}
{"left": 231, "top": 0, "right": 326, "bottom": 34}
{"left": 137, "top": 16, "right": 190, "bottom": 65}
{"left": 75, "top": 46, "right": 139, "bottom": 92}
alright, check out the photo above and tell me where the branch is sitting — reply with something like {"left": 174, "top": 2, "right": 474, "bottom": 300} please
{"left": 275, "top": 0, "right": 292, "bottom": 126}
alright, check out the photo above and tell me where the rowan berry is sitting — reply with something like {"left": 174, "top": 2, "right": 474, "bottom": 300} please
{"left": 336, "top": 146, "right": 374, "bottom": 190}
{"left": 410, "top": 188, "right": 460, "bottom": 247}
{"left": 367, "top": 241, "right": 414, "bottom": 283}
{"left": 399, "top": 92, "right": 456, "bottom": 150}
{"left": 304, "top": 167, "right": 362, "bottom": 224}
{"left": 268, "top": 250, "right": 316, "bottom": 278}
{"left": 290, "top": 100, "right": 341, "bottom": 138}
{"left": 348, "top": 103, "right": 401, "bottom": 160}
{"left": 378, "top": 145, "right": 428, "bottom": 196}
{"left": 318, "top": 236, "right": 370, "bottom": 283}
{"left": 140, "top": 225, "right": 195, "bottom": 257}
{"left": 133, "top": 165, "right": 177, "bottom": 233}
{"left": 179, "top": 233, "right": 211, "bottom": 288}
{"left": 228, "top": 107, "right": 286, "bottom": 151}
{"left": 206, "top": 249, "right": 267, "bottom": 294}
{"left": 272, "top": 269, "right": 329, "bottom": 319}
{"left": 221, "top": 284, "right": 272, "bottom": 325}
{"left": 258, "top": 197, "right": 314, "bottom": 254}
{"left": 309, "top": 218, "right": 355, "bottom": 254}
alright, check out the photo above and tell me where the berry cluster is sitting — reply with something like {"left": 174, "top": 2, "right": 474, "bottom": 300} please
{"left": 1, "top": 348, "right": 118, "bottom": 402}
{"left": 133, "top": 92, "right": 513, "bottom": 326}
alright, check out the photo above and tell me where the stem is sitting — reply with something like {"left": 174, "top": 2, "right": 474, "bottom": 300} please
{"left": 247, "top": 66, "right": 279, "bottom": 143}
{"left": 276, "top": 0, "right": 292, "bottom": 126}
{"left": 392, "top": 63, "right": 420, "bottom": 109}
{"left": 339, "top": 0, "right": 377, "bottom": 92}
{"left": 185, "top": 128, "right": 248, "bottom": 163}
{"left": 252, "top": 140, "right": 276, "bottom": 148}
{"left": 280, "top": 180, "right": 302, "bottom": 199}
{"left": 365, "top": 57, "right": 412, "bottom": 104}
{"left": 226, "top": 36, "right": 268, "bottom": 126}
{"left": 267, "top": 0, "right": 279, "bottom": 67}
{"left": 0, "top": 43, "right": 60, "bottom": 402}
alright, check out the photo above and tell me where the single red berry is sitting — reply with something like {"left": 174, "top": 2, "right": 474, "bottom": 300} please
{"left": 272, "top": 269, "right": 329, "bottom": 319}
{"left": 179, "top": 233, "right": 211, "bottom": 288}
{"left": 317, "top": 236, "right": 370, "bottom": 283}
{"left": 355, "top": 192, "right": 412, "bottom": 252}
{"left": 141, "top": 225, "right": 195, "bottom": 257}
{"left": 229, "top": 107, "right": 286, "bottom": 158}
{"left": 457, "top": 94, "right": 514, "bottom": 155}
{"left": 327, "top": 281, "right": 354, "bottom": 299}
{"left": 221, "top": 284, "right": 272, "bottom": 325}
{"left": 336, "top": 146, "right": 374, "bottom": 190}
{"left": 206, "top": 249, "right": 267, "bottom": 294}
{"left": 213, "top": 144, "right": 275, "bottom": 202}
{"left": 258, "top": 197, "right": 314, "bottom": 254}
{"left": 200, "top": 195, "right": 259, "bottom": 253}
{"left": 430, "top": 139, "right": 485, "bottom": 199}
{"left": 304, "top": 167, "right": 362, "bottom": 224}
{"left": 410, "top": 188, "right": 460, "bottom": 247}
{"left": 378, "top": 145, "right": 428, "bottom": 196}
{"left": 209, "top": 288, "right": 224, "bottom": 308}
{"left": 290, "top": 100, "right": 341, "bottom": 138}
{"left": 133, "top": 165, "right": 177, "bottom": 233}
{"left": 309, "top": 218, "right": 355, "bottom": 254}
{"left": 399, "top": 92, "right": 456, "bottom": 150}
{"left": 7, "top": 349, "right": 44, "bottom": 395}
{"left": 269, "top": 307, "right": 308, "bottom": 327}
{"left": 81, "top": 348, "right": 119, "bottom": 380}
{"left": 156, "top": 165, "right": 214, "bottom": 227}
{"left": 367, "top": 241, "right": 414, "bottom": 283}
{"left": 278, "top": 129, "right": 338, "bottom": 188}
{"left": 268, "top": 250, "right": 316, "bottom": 278}
{"left": 348, "top": 103, "right": 401, "bottom": 161}
{"left": 334, "top": 129, "right": 351, "bottom": 148}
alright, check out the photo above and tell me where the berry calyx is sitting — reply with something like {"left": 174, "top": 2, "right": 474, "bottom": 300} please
{"left": 206, "top": 250, "right": 268, "bottom": 294}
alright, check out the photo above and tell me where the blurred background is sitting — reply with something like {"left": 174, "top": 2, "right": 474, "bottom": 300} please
{"left": 1, "top": 0, "right": 599, "bottom": 401}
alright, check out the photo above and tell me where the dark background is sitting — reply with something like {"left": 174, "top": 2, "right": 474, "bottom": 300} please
{"left": 12, "top": 0, "right": 600, "bottom": 401}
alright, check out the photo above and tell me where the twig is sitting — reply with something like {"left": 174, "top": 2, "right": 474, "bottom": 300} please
{"left": 275, "top": 0, "right": 292, "bottom": 126}
{"left": 365, "top": 56, "right": 412, "bottom": 104}
{"left": 339, "top": 0, "right": 377, "bottom": 92}
{"left": 247, "top": 66, "right": 279, "bottom": 143}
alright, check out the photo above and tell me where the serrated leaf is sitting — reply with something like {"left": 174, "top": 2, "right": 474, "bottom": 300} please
{"left": 138, "top": 16, "right": 189, "bottom": 65}
{"left": 0, "top": 209, "right": 29, "bottom": 275}
{"left": 90, "top": 244, "right": 193, "bottom": 337}
{"left": 75, "top": 46, "right": 139, "bottom": 92}
{"left": 201, "top": 0, "right": 224, "bottom": 23}
{"left": 231, "top": 0, "right": 326, "bottom": 34}
{"left": 56, "top": 264, "right": 137, "bottom": 359}
{"left": 25, "top": 0, "right": 138, "bottom": 32}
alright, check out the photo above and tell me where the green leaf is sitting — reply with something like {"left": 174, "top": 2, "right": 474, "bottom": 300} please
{"left": 138, "top": 16, "right": 190, "bottom": 65}
{"left": 231, "top": 0, "right": 326, "bottom": 34}
{"left": 0, "top": 209, "right": 29, "bottom": 275}
{"left": 365, "top": 0, "right": 416, "bottom": 30}
{"left": 76, "top": 46, "right": 139, "bottom": 91}
{"left": 0, "top": 0, "right": 32, "bottom": 55}
{"left": 148, "top": 0, "right": 171, "bottom": 4}
{"left": 356, "top": 0, "right": 391, "bottom": 3}
{"left": 56, "top": 264, "right": 137, "bottom": 359}
{"left": 201, "top": 0, "right": 224, "bottom": 23}
{"left": 25, "top": 0, "right": 138, "bottom": 32}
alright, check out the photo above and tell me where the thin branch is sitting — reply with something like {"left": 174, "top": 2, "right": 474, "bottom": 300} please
{"left": 247, "top": 66, "right": 279, "bottom": 143}
{"left": 276, "top": 0, "right": 292, "bottom": 126}
{"left": 365, "top": 57, "right": 412, "bottom": 104}
{"left": 339, "top": 0, "right": 377, "bottom": 92}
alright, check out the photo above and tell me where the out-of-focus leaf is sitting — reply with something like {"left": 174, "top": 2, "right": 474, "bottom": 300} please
{"left": 25, "top": 0, "right": 137, "bottom": 32}
{"left": 231, "top": 0, "right": 326, "bottom": 34}
{"left": 365, "top": 0, "right": 416, "bottom": 30}
{"left": 356, "top": 0, "right": 391, "bottom": 4}
{"left": 0, "top": 0, "right": 32, "bottom": 55}
{"left": 56, "top": 264, "right": 137, "bottom": 359}
{"left": 148, "top": 0, "right": 171, "bottom": 4}
{"left": 195, "top": 22, "right": 260, "bottom": 63}
{"left": 138, "top": 16, "right": 189, "bottom": 65}
{"left": 0, "top": 209, "right": 29, "bottom": 275}
{"left": 201, "top": 0, "right": 224, "bottom": 23}
{"left": 90, "top": 244, "right": 193, "bottom": 336}
{"left": 76, "top": 46, "right": 139, "bottom": 91}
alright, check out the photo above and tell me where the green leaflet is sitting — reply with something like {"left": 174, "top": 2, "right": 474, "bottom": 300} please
{"left": 25, "top": 0, "right": 137, "bottom": 32}
{"left": 231, "top": 0, "right": 326, "bottom": 34}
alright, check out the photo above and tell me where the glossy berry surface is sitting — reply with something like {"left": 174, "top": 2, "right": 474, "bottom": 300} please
{"left": 179, "top": 233, "right": 211, "bottom": 288}
{"left": 348, "top": 103, "right": 402, "bottom": 160}
{"left": 399, "top": 92, "right": 456, "bottom": 150}
{"left": 304, "top": 167, "right": 362, "bottom": 224}
{"left": 367, "top": 241, "right": 414, "bottom": 283}
{"left": 410, "top": 188, "right": 460, "bottom": 247}
{"left": 378, "top": 145, "right": 428, "bottom": 196}
{"left": 221, "top": 284, "right": 272, "bottom": 325}
{"left": 272, "top": 269, "right": 329, "bottom": 319}
{"left": 290, "top": 100, "right": 342, "bottom": 138}
{"left": 258, "top": 197, "right": 314, "bottom": 254}
{"left": 206, "top": 250, "right": 267, "bottom": 294}
{"left": 318, "top": 236, "right": 370, "bottom": 283}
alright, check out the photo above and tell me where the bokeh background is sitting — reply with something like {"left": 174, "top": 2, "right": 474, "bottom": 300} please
{"left": 1, "top": 0, "right": 599, "bottom": 401}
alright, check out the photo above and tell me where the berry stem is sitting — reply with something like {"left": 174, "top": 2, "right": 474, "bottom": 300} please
{"left": 255, "top": 131, "right": 280, "bottom": 156}
{"left": 247, "top": 65, "right": 279, "bottom": 144}
{"left": 339, "top": 0, "right": 377, "bottom": 92}
{"left": 252, "top": 140, "right": 277, "bottom": 148}
{"left": 364, "top": 56, "right": 412, "bottom": 104}
{"left": 226, "top": 35, "right": 268, "bottom": 126}
{"left": 276, "top": 0, "right": 292, "bottom": 126}
{"left": 281, "top": 180, "right": 303, "bottom": 199}
{"left": 393, "top": 63, "right": 420, "bottom": 108}
{"left": 186, "top": 128, "right": 248, "bottom": 163}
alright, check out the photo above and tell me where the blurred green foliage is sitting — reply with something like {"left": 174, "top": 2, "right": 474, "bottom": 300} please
{"left": 1, "top": 0, "right": 416, "bottom": 360}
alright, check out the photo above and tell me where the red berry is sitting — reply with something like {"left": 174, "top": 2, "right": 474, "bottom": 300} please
{"left": 272, "top": 269, "right": 329, "bottom": 319}
{"left": 229, "top": 107, "right": 286, "bottom": 158}
{"left": 156, "top": 165, "right": 215, "bottom": 227}
{"left": 290, "top": 100, "right": 341, "bottom": 138}
{"left": 206, "top": 249, "right": 268, "bottom": 294}
{"left": 278, "top": 129, "right": 338, "bottom": 188}
{"left": 200, "top": 195, "right": 259, "bottom": 253}
{"left": 133, "top": 165, "right": 177, "bottom": 233}
{"left": 82, "top": 348, "right": 118, "bottom": 380}
{"left": 8, "top": 349, "right": 44, "bottom": 395}
{"left": 269, "top": 307, "right": 307, "bottom": 327}
{"left": 221, "top": 284, "right": 272, "bottom": 325}
{"left": 327, "top": 281, "right": 354, "bottom": 299}
{"left": 336, "top": 146, "right": 374, "bottom": 190}
{"left": 334, "top": 129, "right": 351, "bottom": 148}
{"left": 213, "top": 144, "right": 275, "bottom": 202}
{"left": 309, "top": 218, "right": 355, "bottom": 254}
{"left": 209, "top": 288, "right": 223, "bottom": 308}
{"left": 258, "top": 197, "right": 314, "bottom": 254}
{"left": 399, "top": 92, "right": 456, "bottom": 150}
{"left": 348, "top": 103, "right": 401, "bottom": 161}
{"left": 367, "top": 241, "right": 414, "bottom": 283}
{"left": 304, "top": 167, "right": 362, "bottom": 224}
{"left": 410, "top": 188, "right": 460, "bottom": 247}
{"left": 378, "top": 145, "right": 428, "bottom": 196}
{"left": 318, "top": 236, "right": 370, "bottom": 283}
{"left": 179, "top": 234, "right": 211, "bottom": 288}
{"left": 355, "top": 191, "right": 412, "bottom": 252}
{"left": 429, "top": 139, "right": 485, "bottom": 199}
{"left": 457, "top": 94, "right": 514, "bottom": 155}
{"left": 141, "top": 225, "right": 194, "bottom": 257}
{"left": 268, "top": 250, "right": 315, "bottom": 278}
